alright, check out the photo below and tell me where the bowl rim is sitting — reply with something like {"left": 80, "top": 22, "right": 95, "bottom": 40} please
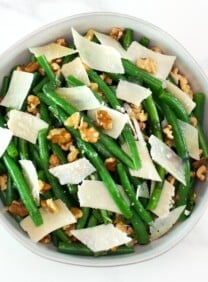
{"left": 0, "top": 11, "right": 208, "bottom": 267}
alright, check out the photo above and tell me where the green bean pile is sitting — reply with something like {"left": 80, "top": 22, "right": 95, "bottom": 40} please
{"left": 0, "top": 27, "right": 207, "bottom": 257}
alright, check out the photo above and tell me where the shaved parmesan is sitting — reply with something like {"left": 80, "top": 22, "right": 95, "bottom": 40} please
{"left": 127, "top": 41, "right": 176, "bottom": 79}
{"left": 150, "top": 206, "right": 185, "bottom": 240}
{"left": 29, "top": 43, "right": 77, "bottom": 62}
{"left": 72, "top": 28, "right": 124, "bottom": 73}
{"left": 61, "top": 57, "right": 90, "bottom": 85}
{"left": 116, "top": 80, "right": 151, "bottom": 106}
{"left": 78, "top": 180, "right": 128, "bottom": 213}
{"left": 165, "top": 80, "right": 196, "bottom": 114}
{"left": 20, "top": 199, "right": 76, "bottom": 242}
{"left": 49, "top": 157, "right": 96, "bottom": 185}
{"left": 152, "top": 180, "right": 175, "bottom": 217}
{"left": 94, "top": 31, "right": 130, "bottom": 59}
{"left": 71, "top": 224, "right": 131, "bottom": 252}
{"left": 7, "top": 110, "right": 48, "bottom": 144}
{"left": 88, "top": 106, "right": 128, "bottom": 139}
{"left": 178, "top": 119, "right": 200, "bottom": 160}
{"left": 19, "top": 160, "right": 40, "bottom": 205}
{"left": 149, "top": 135, "right": 186, "bottom": 185}
{"left": 0, "top": 127, "right": 13, "bottom": 157}
{"left": 55, "top": 86, "right": 100, "bottom": 111}
{"left": 136, "top": 182, "right": 150, "bottom": 199}
{"left": 0, "top": 70, "right": 33, "bottom": 110}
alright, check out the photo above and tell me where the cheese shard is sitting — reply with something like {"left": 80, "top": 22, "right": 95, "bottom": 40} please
{"left": 152, "top": 180, "right": 175, "bottom": 218}
{"left": 29, "top": 43, "right": 77, "bottom": 62}
{"left": 19, "top": 160, "right": 40, "bottom": 205}
{"left": 55, "top": 86, "right": 100, "bottom": 111}
{"left": 71, "top": 224, "right": 132, "bottom": 252}
{"left": 136, "top": 182, "right": 150, "bottom": 199}
{"left": 116, "top": 80, "right": 151, "bottom": 106}
{"left": 94, "top": 31, "right": 130, "bottom": 59}
{"left": 178, "top": 119, "right": 200, "bottom": 160}
{"left": 61, "top": 57, "right": 90, "bottom": 85}
{"left": 165, "top": 80, "right": 196, "bottom": 114}
{"left": 7, "top": 110, "right": 48, "bottom": 144}
{"left": 0, "top": 127, "right": 13, "bottom": 158}
{"left": 20, "top": 199, "right": 77, "bottom": 242}
{"left": 150, "top": 205, "right": 185, "bottom": 240}
{"left": 127, "top": 41, "right": 176, "bottom": 79}
{"left": 149, "top": 135, "right": 186, "bottom": 185}
{"left": 49, "top": 157, "right": 96, "bottom": 185}
{"left": 0, "top": 70, "right": 33, "bottom": 110}
{"left": 72, "top": 28, "right": 124, "bottom": 73}
{"left": 78, "top": 180, "right": 128, "bottom": 213}
{"left": 88, "top": 106, "right": 128, "bottom": 139}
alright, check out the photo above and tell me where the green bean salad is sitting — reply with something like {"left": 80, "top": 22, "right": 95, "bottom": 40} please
{"left": 0, "top": 26, "right": 207, "bottom": 256}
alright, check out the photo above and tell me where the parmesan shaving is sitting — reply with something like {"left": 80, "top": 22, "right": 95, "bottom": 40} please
{"left": 0, "top": 127, "right": 13, "bottom": 158}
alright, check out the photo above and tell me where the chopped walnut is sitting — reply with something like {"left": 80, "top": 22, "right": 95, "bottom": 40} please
{"left": 0, "top": 174, "right": 7, "bottom": 191}
{"left": 136, "top": 58, "right": 157, "bottom": 74}
{"left": 39, "top": 234, "right": 51, "bottom": 244}
{"left": 85, "top": 29, "right": 95, "bottom": 40}
{"left": 63, "top": 224, "right": 75, "bottom": 237}
{"left": 115, "top": 220, "right": 133, "bottom": 235}
{"left": 89, "top": 82, "right": 99, "bottom": 92}
{"left": 165, "top": 138, "right": 174, "bottom": 148}
{"left": 104, "top": 157, "right": 117, "bottom": 172}
{"left": 67, "top": 145, "right": 79, "bottom": 162}
{"left": 55, "top": 38, "right": 67, "bottom": 46}
{"left": 26, "top": 95, "right": 40, "bottom": 115}
{"left": 8, "top": 200, "right": 28, "bottom": 217}
{"left": 47, "top": 128, "right": 72, "bottom": 151}
{"left": 190, "top": 116, "right": 198, "bottom": 127}
{"left": 49, "top": 154, "right": 61, "bottom": 168}
{"left": 64, "top": 112, "right": 81, "bottom": 129}
{"left": 129, "top": 104, "right": 148, "bottom": 122}
{"left": 70, "top": 207, "right": 83, "bottom": 219}
{"left": 78, "top": 119, "right": 99, "bottom": 143}
{"left": 17, "top": 62, "right": 39, "bottom": 73}
{"left": 196, "top": 165, "right": 207, "bottom": 181}
{"left": 151, "top": 46, "right": 163, "bottom": 53}
{"left": 96, "top": 110, "right": 113, "bottom": 130}
{"left": 100, "top": 73, "right": 113, "bottom": 85}
{"left": 110, "top": 27, "right": 123, "bottom": 40}
{"left": 50, "top": 62, "right": 60, "bottom": 71}
{"left": 192, "top": 158, "right": 207, "bottom": 169}
{"left": 40, "top": 199, "right": 59, "bottom": 213}
{"left": 167, "top": 175, "right": 176, "bottom": 186}
{"left": 163, "top": 124, "right": 174, "bottom": 140}
{"left": 170, "top": 67, "right": 193, "bottom": 98}
{"left": 38, "top": 180, "right": 52, "bottom": 194}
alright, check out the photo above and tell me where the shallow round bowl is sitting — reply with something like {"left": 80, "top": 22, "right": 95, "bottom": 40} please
{"left": 0, "top": 12, "right": 208, "bottom": 267}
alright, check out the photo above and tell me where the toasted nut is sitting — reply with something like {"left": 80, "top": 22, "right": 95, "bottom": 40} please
{"left": 38, "top": 180, "right": 52, "bottom": 194}
{"left": 167, "top": 175, "right": 176, "bottom": 185}
{"left": 49, "top": 154, "right": 60, "bottom": 168}
{"left": 26, "top": 95, "right": 40, "bottom": 115}
{"left": 110, "top": 27, "right": 123, "bottom": 40}
{"left": 190, "top": 116, "right": 198, "bottom": 127}
{"left": 47, "top": 128, "right": 72, "bottom": 150}
{"left": 79, "top": 119, "right": 99, "bottom": 143}
{"left": 39, "top": 234, "right": 51, "bottom": 244}
{"left": 104, "top": 157, "right": 117, "bottom": 172}
{"left": 192, "top": 158, "right": 207, "bottom": 169}
{"left": 55, "top": 38, "right": 67, "bottom": 46}
{"left": 50, "top": 62, "right": 60, "bottom": 71}
{"left": 8, "top": 200, "right": 28, "bottom": 217}
{"left": 96, "top": 110, "right": 113, "bottom": 130}
{"left": 67, "top": 146, "right": 79, "bottom": 163}
{"left": 88, "top": 82, "right": 99, "bottom": 92}
{"left": 64, "top": 112, "right": 81, "bottom": 129}
{"left": 100, "top": 73, "right": 113, "bottom": 85}
{"left": 136, "top": 58, "right": 157, "bottom": 74}
{"left": 40, "top": 199, "right": 59, "bottom": 213}
{"left": 115, "top": 220, "right": 133, "bottom": 235}
{"left": 70, "top": 207, "right": 83, "bottom": 219}
{"left": 62, "top": 224, "right": 75, "bottom": 237}
{"left": 196, "top": 165, "right": 207, "bottom": 181}
{"left": 163, "top": 124, "right": 174, "bottom": 140}
{"left": 151, "top": 46, "right": 162, "bottom": 53}
{"left": 129, "top": 104, "right": 148, "bottom": 122}
{"left": 165, "top": 138, "right": 174, "bottom": 148}
{"left": 171, "top": 67, "right": 193, "bottom": 98}
{"left": 85, "top": 29, "right": 95, "bottom": 40}
{"left": 18, "top": 62, "right": 39, "bottom": 73}
{"left": 0, "top": 174, "right": 7, "bottom": 191}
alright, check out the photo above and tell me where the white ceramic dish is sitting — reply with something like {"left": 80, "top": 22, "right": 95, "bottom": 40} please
{"left": 0, "top": 12, "right": 207, "bottom": 267}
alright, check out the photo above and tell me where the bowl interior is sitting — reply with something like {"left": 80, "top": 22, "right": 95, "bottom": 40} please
{"left": 0, "top": 12, "right": 208, "bottom": 267}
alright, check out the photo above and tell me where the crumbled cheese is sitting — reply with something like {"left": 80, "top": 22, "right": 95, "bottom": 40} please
{"left": 7, "top": 109, "right": 48, "bottom": 144}
{"left": 0, "top": 70, "right": 33, "bottom": 110}
{"left": 20, "top": 199, "right": 77, "bottom": 242}
{"left": 0, "top": 127, "right": 13, "bottom": 157}
{"left": 71, "top": 223, "right": 132, "bottom": 252}
{"left": 49, "top": 157, "right": 96, "bottom": 185}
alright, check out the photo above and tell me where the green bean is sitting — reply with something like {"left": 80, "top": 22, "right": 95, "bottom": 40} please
{"left": 61, "top": 53, "right": 77, "bottom": 65}
{"left": 5, "top": 174, "right": 17, "bottom": 206}
{"left": 100, "top": 210, "right": 112, "bottom": 224}
{"left": 139, "top": 36, "right": 150, "bottom": 47}
{"left": 39, "top": 102, "right": 51, "bottom": 123}
{"left": 3, "top": 153, "right": 43, "bottom": 226}
{"left": 53, "top": 229, "right": 70, "bottom": 243}
{"left": 36, "top": 55, "right": 57, "bottom": 84}
{"left": 32, "top": 76, "right": 49, "bottom": 94}
{"left": 38, "top": 128, "right": 50, "bottom": 168}
{"left": 31, "top": 72, "right": 42, "bottom": 89}
{"left": 122, "top": 58, "right": 163, "bottom": 94}
{"left": 87, "top": 214, "right": 97, "bottom": 227}
{"left": 121, "top": 28, "right": 134, "bottom": 50}
{"left": 0, "top": 76, "right": 10, "bottom": 97}
{"left": 197, "top": 124, "right": 208, "bottom": 158}
{"left": 18, "top": 139, "right": 29, "bottom": 160}
{"left": 193, "top": 92, "right": 205, "bottom": 123}
{"left": 0, "top": 190, "right": 7, "bottom": 205}
{"left": 76, "top": 207, "right": 90, "bottom": 229}
{"left": 130, "top": 209, "right": 149, "bottom": 244}
{"left": 117, "top": 163, "right": 152, "bottom": 224}
{"left": 6, "top": 141, "right": 19, "bottom": 159}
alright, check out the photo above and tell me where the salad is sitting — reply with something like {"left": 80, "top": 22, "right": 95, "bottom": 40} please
{"left": 0, "top": 26, "right": 207, "bottom": 256}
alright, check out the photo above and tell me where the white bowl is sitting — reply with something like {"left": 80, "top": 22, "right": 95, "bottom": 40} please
{"left": 0, "top": 12, "right": 207, "bottom": 267}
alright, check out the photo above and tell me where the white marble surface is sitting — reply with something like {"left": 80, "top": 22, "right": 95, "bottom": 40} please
{"left": 0, "top": 0, "right": 208, "bottom": 281}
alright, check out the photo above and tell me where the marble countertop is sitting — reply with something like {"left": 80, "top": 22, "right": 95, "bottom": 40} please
{"left": 0, "top": 1, "right": 208, "bottom": 281}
